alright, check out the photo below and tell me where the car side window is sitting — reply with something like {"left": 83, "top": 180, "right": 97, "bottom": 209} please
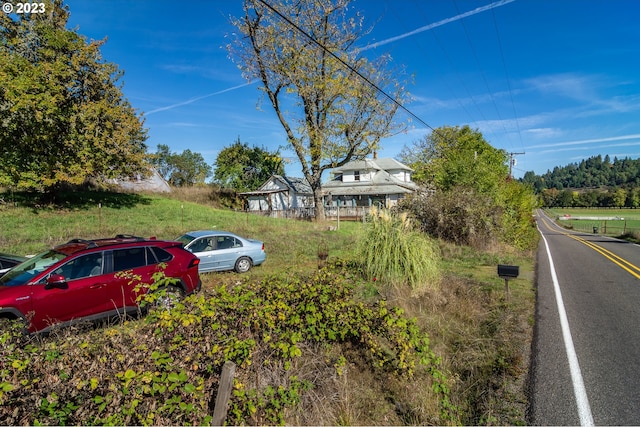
{"left": 215, "top": 236, "right": 237, "bottom": 250}
{"left": 190, "top": 238, "right": 213, "bottom": 253}
{"left": 53, "top": 252, "right": 103, "bottom": 281}
{"left": 113, "top": 247, "right": 147, "bottom": 272}
{"left": 149, "top": 246, "right": 172, "bottom": 262}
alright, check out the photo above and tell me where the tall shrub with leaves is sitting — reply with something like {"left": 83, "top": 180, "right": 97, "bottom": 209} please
{"left": 495, "top": 180, "right": 538, "bottom": 250}
{"left": 358, "top": 207, "right": 441, "bottom": 294}
{"left": 400, "top": 187, "right": 501, "bottom": 249}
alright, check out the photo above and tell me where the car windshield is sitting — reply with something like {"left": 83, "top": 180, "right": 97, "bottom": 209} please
{"left": 175, "top": 234, "right": 195, "bottom": 247}
{"left": 0, "top": 250, "right": 67, "bottom": 287}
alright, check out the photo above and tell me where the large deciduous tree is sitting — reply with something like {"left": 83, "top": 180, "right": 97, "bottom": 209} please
{"left": 213, "top": 138, "right": 284, "bottom": 193}
{"left": 399, "top": 125, "right": 537, "bottom": 250}
{"left": 228, "top": 0, "right": 408, "bottom": 220}
{"left": 399, "top": 125, "right": 509, "bottom": 193}
{"left": 0, "top": 0, "right": 148, "bottom": 191}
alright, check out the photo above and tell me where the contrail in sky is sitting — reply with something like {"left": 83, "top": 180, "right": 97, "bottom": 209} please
{"left": 358, "top": 0, "right": 516, "bottom": 52}
{"left": 145, "top": 80, "right": 257, "bottom": 115}
{"left": 527, "top": 134, "right": 640, "bottom": 151}
{"left": 148, "top": 0, "right": 515, "bottom": 115}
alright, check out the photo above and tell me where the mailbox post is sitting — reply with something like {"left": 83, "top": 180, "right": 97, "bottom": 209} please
{"left": 497, "top": 264, "right": 519, "bottom": 300}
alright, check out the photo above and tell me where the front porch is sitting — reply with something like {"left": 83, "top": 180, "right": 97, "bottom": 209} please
{"left": 244, "top": 205, "right": 373, "bottom": 221}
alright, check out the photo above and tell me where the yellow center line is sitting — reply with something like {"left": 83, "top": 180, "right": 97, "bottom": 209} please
{"left": 537, "top": 212, "right": 640, "bottom": 280}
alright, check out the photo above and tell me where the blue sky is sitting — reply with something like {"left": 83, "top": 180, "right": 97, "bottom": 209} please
{"left": 64, "top": 0, "right": 640, "bottom": 179}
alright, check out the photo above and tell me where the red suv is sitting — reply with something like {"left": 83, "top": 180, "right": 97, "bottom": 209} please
{"left": 0, "top": 235, "right": 201, "bottom": 333}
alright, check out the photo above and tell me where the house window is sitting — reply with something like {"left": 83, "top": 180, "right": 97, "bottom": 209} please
{"left": 354, "top": 171, "right": 360, "bottom": 181}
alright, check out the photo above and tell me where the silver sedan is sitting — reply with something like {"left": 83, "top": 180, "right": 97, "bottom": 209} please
{"left": 176, "top": 230, "right": 266, "bottom": 273}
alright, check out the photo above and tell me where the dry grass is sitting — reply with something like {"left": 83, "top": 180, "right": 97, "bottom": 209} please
{"left": 391, "top": 251, "right": 534, "bottom": 425}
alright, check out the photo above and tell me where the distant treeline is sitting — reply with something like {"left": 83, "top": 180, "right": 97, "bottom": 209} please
{"left": 520, "top": 155, "right": 640, "bottom": 208}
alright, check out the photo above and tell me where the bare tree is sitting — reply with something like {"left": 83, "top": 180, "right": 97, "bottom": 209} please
{"left": 228, "top": 0, "right": 409, "bottom": 220}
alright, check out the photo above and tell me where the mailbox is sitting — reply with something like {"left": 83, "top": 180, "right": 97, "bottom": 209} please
{"left": 497, "top": 264, "right": 519, "bottom": 279}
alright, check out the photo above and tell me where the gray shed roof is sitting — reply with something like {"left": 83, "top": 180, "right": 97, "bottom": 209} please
{"left": 240, "top": 175, "right": 312, "bottom": 196}
{"left": 274, "top": 175, "right": 312, "bottom": 194}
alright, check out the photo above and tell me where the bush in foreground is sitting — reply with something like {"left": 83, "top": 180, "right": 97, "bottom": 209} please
{"left": 0, "top": 264, "right": 455, "bottom": 425}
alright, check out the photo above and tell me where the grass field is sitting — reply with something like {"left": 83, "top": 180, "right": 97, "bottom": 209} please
{"left": 546, "top": 207, "right": 640, "bottom": 237}
{"left": 0, "top": 190, "right": 363, "bottom": 277}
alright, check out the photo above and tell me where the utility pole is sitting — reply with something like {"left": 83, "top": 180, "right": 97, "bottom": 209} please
{"left": 508, "top": 152, "right": 525, "bottom": 178}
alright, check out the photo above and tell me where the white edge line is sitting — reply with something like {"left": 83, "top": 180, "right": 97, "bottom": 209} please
{"left": 537, "top": 219, "right": 595, "bottom": 426}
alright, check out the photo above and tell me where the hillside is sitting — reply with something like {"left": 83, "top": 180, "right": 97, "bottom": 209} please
{"left": 0, "top": 189, "right": 535, "bottom": 425}
{"left": 521, "top": 155, "right": 640, "bottom": 191}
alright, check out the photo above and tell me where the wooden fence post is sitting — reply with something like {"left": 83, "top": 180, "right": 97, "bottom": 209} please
{"left": 212, "top": 361, "right": 236, "bottom": 426}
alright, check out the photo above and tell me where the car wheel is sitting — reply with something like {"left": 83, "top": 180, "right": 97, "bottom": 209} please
{"left": 234, "top": 257, "right": 252, "bottom": 273}
{"left": 153, "top": 286, "right": 185, "bottom": 310}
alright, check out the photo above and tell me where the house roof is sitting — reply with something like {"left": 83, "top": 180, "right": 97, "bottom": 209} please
{"left": 331, "top": 157, "right": 413, "bottom": 173}
{"left": 321, "top": 183, "right": 416, "bottom": 197}
{"left": 323, "top": 163, "right": 417, "bottom": 196}
{"left": 106, "top": 167, "right": 171, "bottom": 193}
{"left": 240, "top": 175, "right": 312, "bottom": 196}
{"left": 273, "top": 175, "right": 312, "bottom": 194}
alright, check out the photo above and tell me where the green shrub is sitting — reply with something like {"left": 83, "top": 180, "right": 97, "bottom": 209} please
{"left": 400, "top": 183, "right": 538, "bottom": 251}
{"left": 400, "top": 188, "right": 500, "bottom": 249}
{"left": 357, "top": 207, "right": 441, "bottom": 295}
{"left": 0, "top": 265, "right": 453, "bottom": 425}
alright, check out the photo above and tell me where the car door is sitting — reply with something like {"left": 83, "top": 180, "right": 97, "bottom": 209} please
{"left": 211, "top": 235, "right": 239, "bottom": 271}
{"left": 106, "top": 247, "right": 156, "bottom": 310}
{"left": 187, "top": 237, "right": 216, "bottom": 272}
{"left": 29, "top": 252, "right": 107, "bottom": 330}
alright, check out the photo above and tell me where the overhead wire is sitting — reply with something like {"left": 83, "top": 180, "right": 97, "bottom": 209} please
{"left": 491, "top": 4, "right": 526, "bottom": 156}
{"left": 255, "top": 0, "right": 448, "bottom": 140}
{"left": 452, "top": 0, "right": 512, "bottom": 149}
{"left": 404, "top": 0, "right": 503, "bottom": 145}
{"left": 384, "top": 2, "right": 486, "bottom": 138}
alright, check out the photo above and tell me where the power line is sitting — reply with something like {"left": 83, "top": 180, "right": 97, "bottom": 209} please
{"left": 255, "top": 0, "right": 443, "bottom": 137}
{"left": 452, "top": 0, "right": 512, "bottom": 147}
{"left": 255, "top": 0, "right": 521, "bottom": 176}
{"left": 491, "top": 4, "right": 525, "bottom": 154}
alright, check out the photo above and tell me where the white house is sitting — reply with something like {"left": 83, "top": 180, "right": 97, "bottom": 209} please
{"left": 322, "top": 156, "right": 417, "bottom": 208}
{"left": 241, "top": 175, "right": 313, "bottom": 211}
{"left": 242, "top": 156, "right": 417, "bottom": 217}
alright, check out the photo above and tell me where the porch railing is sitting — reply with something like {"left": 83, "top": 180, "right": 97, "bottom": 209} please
{"left": 245, "top": 206, "right": 372, "bottom": 221}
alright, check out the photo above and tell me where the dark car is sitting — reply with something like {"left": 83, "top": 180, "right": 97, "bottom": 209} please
{"left": 0, "top": 235, "right": 201, "bottom": 333}
{"left": 176, "top": 230, "right": 266, "bottom": 273}
{"left": 0, "top": 252, "right": 28, "bottom": 277}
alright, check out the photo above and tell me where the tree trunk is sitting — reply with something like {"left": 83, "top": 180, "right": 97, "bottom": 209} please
{"left": 313, "top": 187, "right": 326, "bottom": 221}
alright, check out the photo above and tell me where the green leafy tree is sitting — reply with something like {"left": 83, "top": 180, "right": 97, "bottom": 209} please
{"left": 150, "top": 144, "right": 211, "bottom": 187}
{"left": 168, "top": 149, "right": 212, "bottom": 187}
{"left": 213, "top": 138, "right": 284, "bottom": 192}
{"left": 151, "top": 144, "right": 174, "bottom": 180}
{"left": 228, "top": 0, "right": 409, "bottom": 220}
{"left": 399, "top": 125, "right": 508, "bottom": 193}
{"left": 400, "top": 125, "right": 537, "bottom": 249}
{"left": 0, "top": 0, "right": 148, "bottom": 191}
{"left": 612, "top": 188, "right": 627, "bottom": 208}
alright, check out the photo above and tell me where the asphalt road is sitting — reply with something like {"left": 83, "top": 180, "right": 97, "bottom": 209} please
{"left": 528, "top": 209, "right": 640, "bottom": 425}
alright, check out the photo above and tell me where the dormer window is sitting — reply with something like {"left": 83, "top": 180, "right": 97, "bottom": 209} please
{"left": 354, "top": 171, "right": 360, "bottom": 181}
